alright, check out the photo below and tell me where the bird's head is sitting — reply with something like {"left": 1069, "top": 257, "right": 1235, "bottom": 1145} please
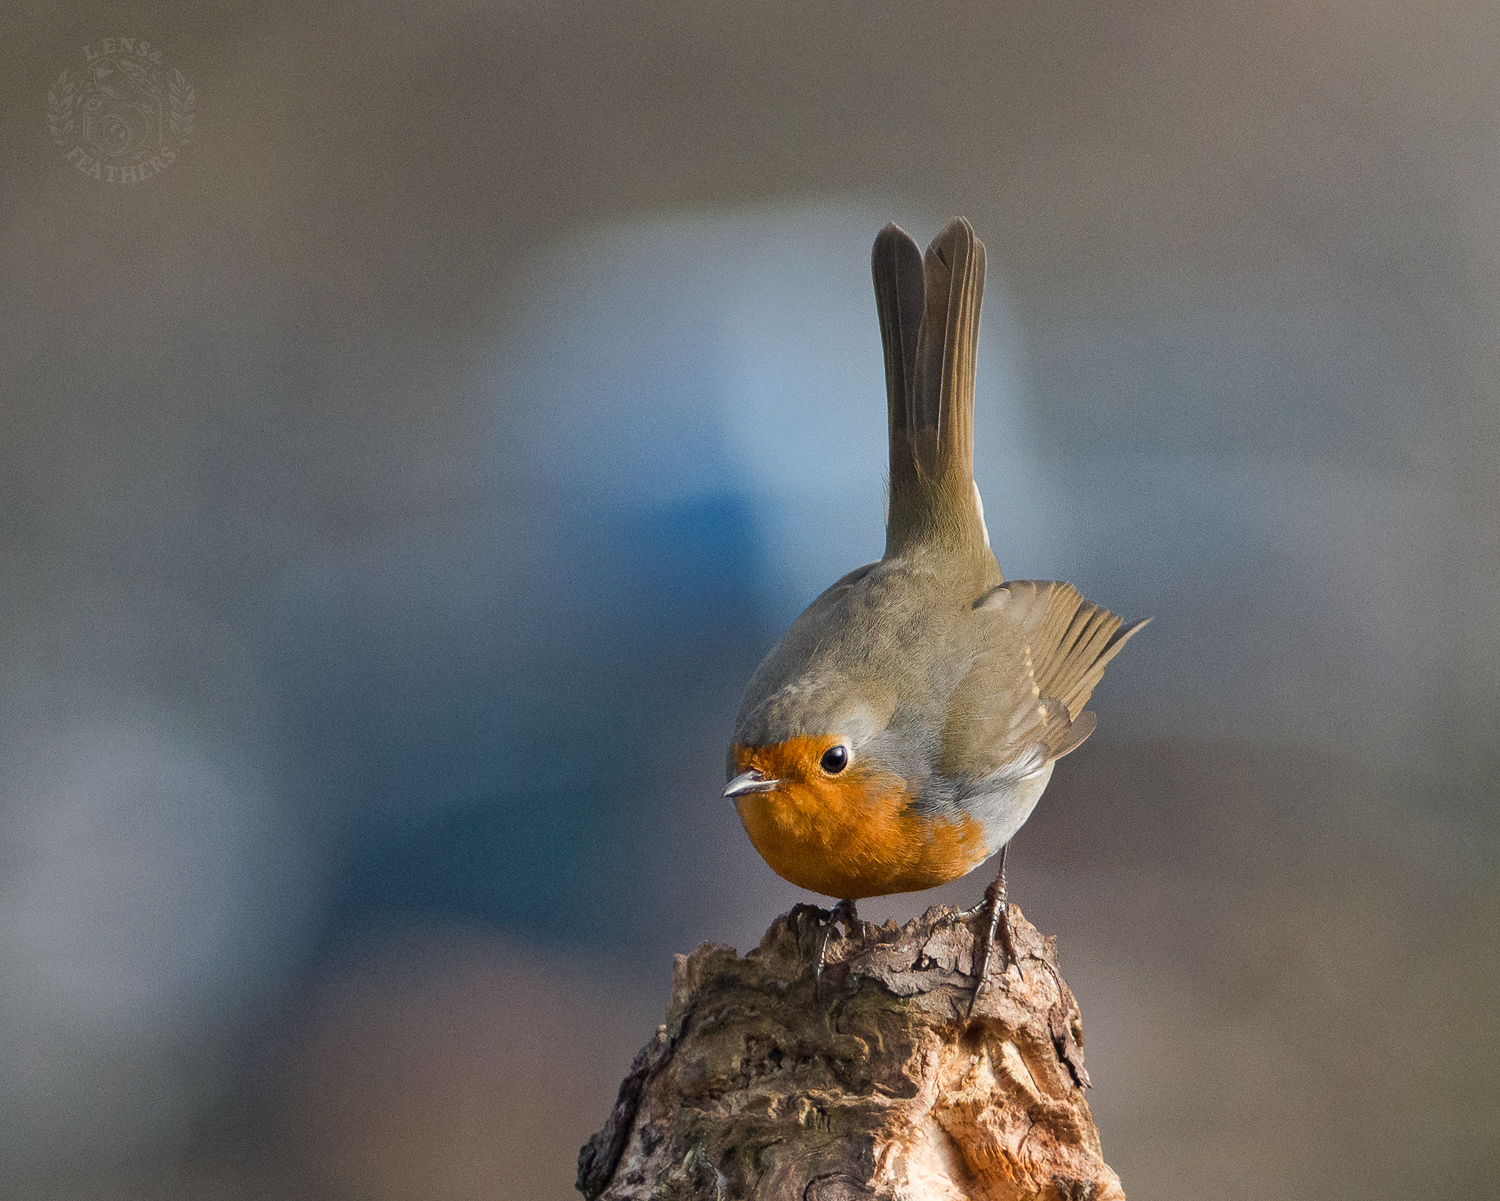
{"left": 724, "top": 733, "right": 857, "bottom": 806}
{"left": 725, "top": 677, "right": 893, "bottom": 812}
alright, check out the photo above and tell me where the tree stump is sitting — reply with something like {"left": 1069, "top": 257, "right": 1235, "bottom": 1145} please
{"left": 578, "top": 903, "right": 1125, "bottom": 1200}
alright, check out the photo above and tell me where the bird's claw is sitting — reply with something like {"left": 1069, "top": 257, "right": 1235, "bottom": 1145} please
{"left": 967, "top": 846, "right": 1017, "bottom": 1016}
{"left": 814, "top": 899, "right": 860, "bottom": 995}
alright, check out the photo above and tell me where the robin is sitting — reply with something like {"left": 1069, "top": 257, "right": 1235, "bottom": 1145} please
{"left": 724, "top": 217, "right": 1146, "bottom": 1002}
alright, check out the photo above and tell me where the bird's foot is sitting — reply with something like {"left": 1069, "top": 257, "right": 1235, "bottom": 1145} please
{"left": 968, "top": 847, "right": 1017, "bottom": 1016}
{"left": 814, "top": 898, "right": 860, "bottom": 994}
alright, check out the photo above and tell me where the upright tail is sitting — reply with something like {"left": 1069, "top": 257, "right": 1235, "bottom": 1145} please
{"left": 871, "top": 218, "right": 989, "bottom": 558}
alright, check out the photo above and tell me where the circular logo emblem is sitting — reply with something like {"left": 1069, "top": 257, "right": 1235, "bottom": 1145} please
{"left": 47, "top": 37, "right": 195, "bottom": 183}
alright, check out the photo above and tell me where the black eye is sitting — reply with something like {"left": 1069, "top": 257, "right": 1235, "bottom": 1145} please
{"left": 820, "top": 745, "right": 849, "bottom": 774}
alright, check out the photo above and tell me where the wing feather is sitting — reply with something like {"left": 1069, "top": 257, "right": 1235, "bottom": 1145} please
{"left": 940, "top": 580, "right": 1147, "bottom": 780}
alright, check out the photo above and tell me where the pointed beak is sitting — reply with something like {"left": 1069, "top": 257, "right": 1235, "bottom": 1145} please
{"left": 724, "top": 769, "right": 780, "bottom": 799}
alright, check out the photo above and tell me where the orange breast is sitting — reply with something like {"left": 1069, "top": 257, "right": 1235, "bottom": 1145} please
{"left": 731, "top": 737, "right": 989, "bottom": 900}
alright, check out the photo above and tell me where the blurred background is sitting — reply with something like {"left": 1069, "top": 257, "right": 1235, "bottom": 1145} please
{"left": 2, "top": 2, "right": 1498, "bottom": 1198}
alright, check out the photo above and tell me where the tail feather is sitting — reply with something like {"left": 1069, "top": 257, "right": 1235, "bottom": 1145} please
{"left": 912, "top": 219, "right": 984, "bottom": 486}
{"left": 871, "top": 224, "right": 924, "bottom": 512}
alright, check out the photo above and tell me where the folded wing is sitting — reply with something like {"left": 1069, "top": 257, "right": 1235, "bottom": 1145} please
{"left": 940, "top": 580, "right": 1148, "bottom": 781}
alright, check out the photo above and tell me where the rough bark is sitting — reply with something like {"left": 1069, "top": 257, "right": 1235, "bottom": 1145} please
{"left": 578, "top": 902, "right": 1124, "bottom": 1201}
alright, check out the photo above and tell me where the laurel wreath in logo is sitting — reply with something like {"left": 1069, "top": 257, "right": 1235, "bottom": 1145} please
{"left": 168, "top": 68, "right": 195, "bottom": 142}
{"left": 46, "top": 69, "right": 76, "bottom": 148}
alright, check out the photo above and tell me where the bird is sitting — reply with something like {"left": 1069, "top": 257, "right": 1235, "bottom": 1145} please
{"left": 724, "top": 217, "right": 1147, "bottom": 1003}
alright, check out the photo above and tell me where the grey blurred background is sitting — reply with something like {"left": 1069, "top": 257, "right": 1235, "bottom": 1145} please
{"left": 2, "top": 2, "right": 1498, "bottom": 1198}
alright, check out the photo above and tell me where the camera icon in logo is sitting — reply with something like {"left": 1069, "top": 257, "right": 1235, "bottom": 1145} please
{"left": 80, "top": 57, "right": 162, "bottom": 159}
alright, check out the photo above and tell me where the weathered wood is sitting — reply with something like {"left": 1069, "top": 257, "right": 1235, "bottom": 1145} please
{"left": 579, "top": 903, "right": 1124, "bottom": 1200}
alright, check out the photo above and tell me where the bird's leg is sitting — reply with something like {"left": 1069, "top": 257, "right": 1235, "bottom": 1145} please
{"left": 969, "top": 843, "right": 1015, "bottom": 1014}
{"left": 815, "top": 898, "right": 859, "bottom": 993}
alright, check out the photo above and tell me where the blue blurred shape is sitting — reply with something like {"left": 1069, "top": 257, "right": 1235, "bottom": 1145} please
{"left": 326, "top": 786, "right": 620, "bottom": 944}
